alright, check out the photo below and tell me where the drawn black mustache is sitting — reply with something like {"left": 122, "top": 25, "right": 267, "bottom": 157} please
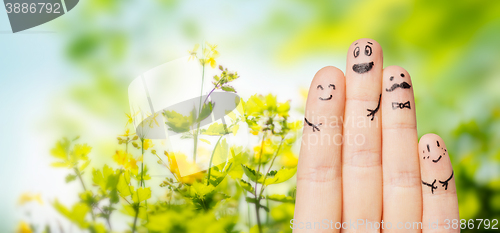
{"left": 352, "top": 61, "right": 374, "bottom": 74}
{"left": 386, "top": 82, "right": 411, "bottom": 92}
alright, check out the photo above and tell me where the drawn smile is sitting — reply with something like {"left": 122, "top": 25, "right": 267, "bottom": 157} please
{"left": 432, "top": 155, "right": 442, "bottom": 163}
{"left": 352, "top": 61, "right": 374, "bottom": 74}
{"left": 319, "top": 95, "right": 332, "bottom": 101}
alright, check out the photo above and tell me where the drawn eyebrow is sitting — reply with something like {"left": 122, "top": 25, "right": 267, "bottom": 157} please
{"left": 367, "top": 41, "right": 373, "bottom": 45}
{"left": 317, "top": 85, "right": 323, "bottom": 90}
{"left": 328, "top": 84, "right": 335, "bottom": 89}
{"left": 436, "top": 141, "right": 440, "bottom": 147}
{"left": 427, "top": 144, "right": 430, "bottom": 152}
{"left": 354, "top": 42, "right": 358, "bottom": 45}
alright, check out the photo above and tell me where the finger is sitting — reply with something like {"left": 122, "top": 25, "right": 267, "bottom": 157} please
{"left": 381, "top": 66, "right": 422, "bottom": 232}
{"left": 419, "top": 134, "right": 459, "bottom": 232}
{"left": 294, "top": 66, "right": 345, "bottom": 232}
{"left": 342, "top": 38, "right": 383, "bottom": 231}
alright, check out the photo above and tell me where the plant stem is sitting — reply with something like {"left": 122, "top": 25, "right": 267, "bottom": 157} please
{"left": 73, "top": 167, "right": 96, "bottom": 221}
{"left": 202, "top": 78, "right": 224, "bottom": 105}
{"left": 258, "top": 138, "right": 285, "bottom": 198}
{"left": 74, "top": 167, "right": 87, "bottom": 191}
{"left": 194, "top": 45, "right": 207, "bottom": 162}
{"left": 140, "top": 139, "right": 149, "bottom": 222}
{"left": 254, "top": 134, "right": 267, "bottom": 233}
{"left": 140, "top": 139, "right": 145, "bottom": 187}
{"left": 247, "top": 201, "right": 251, "bottom": 230}
{"left": 131, "top": 204, "right": 139, "bottom": 233}
{"left": 254, "top": 197, "right": 262, "bottom": 233}
{"left": 207, "top": 135, "right": 224, "bottom": 185}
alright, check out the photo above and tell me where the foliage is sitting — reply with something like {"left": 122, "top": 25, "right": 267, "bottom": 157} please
{"left": 15, "top": 0, "right": 500, "bottom": 230}
{"left": 17, "top": 45, "right": 300, "bottom": 233}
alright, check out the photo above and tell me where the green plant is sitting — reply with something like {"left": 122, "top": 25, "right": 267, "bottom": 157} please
{"left": 16, "top": 44, "right": 301, "bottom": 233}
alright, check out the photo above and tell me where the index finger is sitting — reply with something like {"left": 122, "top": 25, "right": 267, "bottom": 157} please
{"left": 294, "top": 66, "right": 345, "bottom": 232}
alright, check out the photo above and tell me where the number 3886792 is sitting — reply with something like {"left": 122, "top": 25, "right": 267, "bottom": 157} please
{"left": 5, "top": 3, "right": 61, "bottom": 14}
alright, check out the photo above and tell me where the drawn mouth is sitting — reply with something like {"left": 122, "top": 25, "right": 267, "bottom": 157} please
{"left": 352, "top": 61, "right": 374, "bottom": 74}
{"left": 386, "top": 81, "right": 412, "bottom": 92}
{"left": 432, "top": 155, "right": 442, "bottom": 163}
{"left": 319, "top": 95, "right": 333, "bottom": 101}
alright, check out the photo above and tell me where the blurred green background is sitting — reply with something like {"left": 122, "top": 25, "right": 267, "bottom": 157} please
{"left": 1, "top": 0, "right": 500, "bottom": 232}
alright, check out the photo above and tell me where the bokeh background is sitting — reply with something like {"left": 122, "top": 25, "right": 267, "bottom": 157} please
{"left": 1, "top": 0, "right": 500, "bottom": 232}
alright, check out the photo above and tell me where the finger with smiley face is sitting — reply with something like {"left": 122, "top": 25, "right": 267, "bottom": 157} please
{"left": 419, "top": 134, "right": 459, "bottom": 232}
{"left": 381, "top": 66, "right": 422, "bottom": 230}
{"left": 295, "top": 66, "right": 345, "bottom": 231}
{"left": 342, "top": 38, "right": 383, "bottom": 230}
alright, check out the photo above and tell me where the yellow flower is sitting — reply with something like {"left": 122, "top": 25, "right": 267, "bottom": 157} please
{"left": 125, "top": 157, "right": 139, "bottom": 173}
{"left": 280, "top": 149, "right": 298, "bottom": 168}
{"left": 165, "top": 151, "right": 203, "bottom": 184}
{"left": 200, "top": 42, "right": 219, "bottom": 68}
{"left": 143, "top": 139, "right": 154, "bottom": 150}
{"left": 17, "top": 193, "right": 43, "bottom": 205}
{"left": 207, "top": 57, "right": 216, "bottom": 68}
{"left": 113, "top": 150, "right": 129, "bottom": 166}
{"left": 253, "top": 138, "right": 274, "bottom": 162}
{"left": 125, "top": 112, "right": 139, "bottom": 126}
{"left": 188, "top": 44, "right": 199, "bottom": 61}
{"left": 206, "top": 42, "right": 218, "bottom": 52}
{"left": 16, "top": 221, "right": 32, "bottom": 233}
{"left": 73, "top": 144, "right": 91, "bottom": 158}
{"left": 148, "top": 112, "right": 160, "bottom": 128}
{"left": 120, "top": 129, "right": 135, "bottom": 137}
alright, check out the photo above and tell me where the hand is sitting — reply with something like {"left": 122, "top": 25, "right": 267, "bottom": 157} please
{"left": 293, "top": 39, "right": 459, "bottom": 232}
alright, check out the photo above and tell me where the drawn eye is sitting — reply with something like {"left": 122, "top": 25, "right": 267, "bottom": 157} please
{"left": 353, "top": 47, "right": 360, "bottom": 58}
{"left": 365, "top": 45, "right": 372, "bottom": 56}
{"left": 317, "top": 85, "right": 323, "bottom": 90}
{"left": 389, "top": 76, "right": 394, "bottom": 81}
{"left": 328, "top": 84, "right": 335, "bottom": 89}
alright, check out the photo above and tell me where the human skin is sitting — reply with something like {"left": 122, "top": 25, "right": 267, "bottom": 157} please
{"left": 293, "top": 39, "right": 459, "bottom": 233}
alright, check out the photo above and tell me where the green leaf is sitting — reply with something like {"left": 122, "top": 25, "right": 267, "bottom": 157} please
{"left": 245, "top": 197, "right": 258, "bottom": 204}
{"left": 226, "top": 72, "right": 239, "bottom": 82}
{"left": 200, "top": 138, "right": 211, "bottom": 144}
{"left": 163, "top": 109, "right": 195, "bottom": 133}
{"left": 221, "top": 85, "right": 236, "bottom": 93}
{"left": 92, "top": 165, "right": 120, "bottom": 193}
{"left": 53, "top": 200, "right": 90, "bottom": 229}
{"left": 191, "top": 182, "right": 215, "bottom": 197}
{"left": 232, "top": 124, "right": 239, "bottom": 136}
{"left": 65, "top": 174, "right": 77, "bottom": 183}
{"left": 202, "top": 122, "right": 229, "bottom": 136}
{"left": 197, "top": 101, "right": 214, "bottom": 123}
{"left": 79, "top": 190, "right": 97, "bottom": 207}
{"left": 241, "top": 165, "right": 263, "bottom": 182}
{"left": 239, "top": 179, "right": 254, "bottom": 193}
{"left": 132, "top": 187, "right": 151, "bottom": 203}
{"left": 212, "top": 139, "right": 229, "bottom": 166}
{"left": 51, "top": 162, "right": 71, "bottom": 168}
{"left": 117, "top": 173, "right": 132, "bottom": 197}
{"left": 262, "top": 167, "right": 297, "bottom": 185}
{"left": 265, "top": 194, "right": 295, "bottom": 203}
{"left": 79, "top": 160, "right": 91, "bottom": 171}
{"left": 50, "top": 138, "right": 70, "bottom": 160}
{"left": 90, "top": 223, "right": 107, "bottom": 233}
{"left": 92, "top": 169, "right": 105, "bottom": 190}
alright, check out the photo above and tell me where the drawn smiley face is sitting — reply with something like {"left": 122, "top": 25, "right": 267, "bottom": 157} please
{"left": 352, "top": 41, "right": 374, "bottom": 74}
{"left": 422, "top": 140, "right": 448, "bottom": 163}
{"left": 386, "top": 72, "right": 412, "bottom": 92}
{"left": 317, "top": 84, "right": 335, "bottom": 101}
